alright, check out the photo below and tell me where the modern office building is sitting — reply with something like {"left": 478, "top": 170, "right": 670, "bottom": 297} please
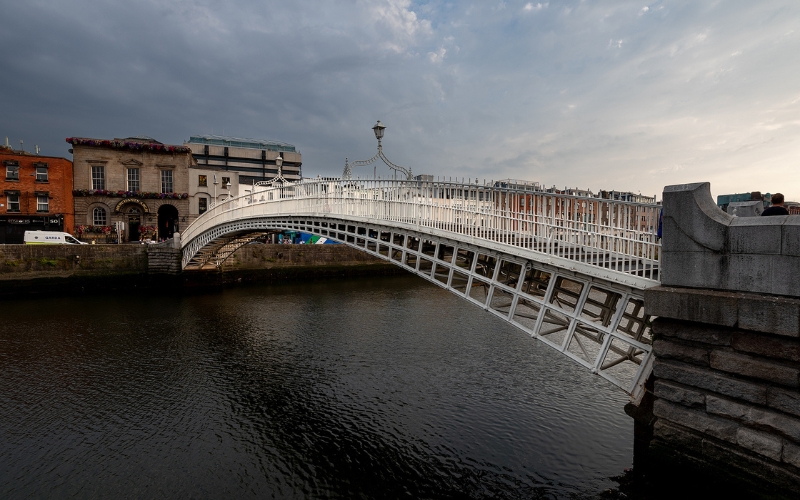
{"left": 184, "top": 135, "right": 302, "bottom": 213}
{"left": 716, "top": 192, "right": 772, "bottom": 212}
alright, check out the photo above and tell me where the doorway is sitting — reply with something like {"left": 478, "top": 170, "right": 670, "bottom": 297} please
{"left": 126, "top": 207, "right": 142, "bottom": 242}
{"left": 158, "top": 204, "right": 179, "bottom": 240}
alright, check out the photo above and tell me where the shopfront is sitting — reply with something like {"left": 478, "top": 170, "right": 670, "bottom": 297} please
{"left": 0, "top": 215, "right": 64, "bottom": 244}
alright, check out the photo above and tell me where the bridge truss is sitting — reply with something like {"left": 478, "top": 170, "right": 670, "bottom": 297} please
{"left": 181, "top": 178, "right": 661, "bottom": 401}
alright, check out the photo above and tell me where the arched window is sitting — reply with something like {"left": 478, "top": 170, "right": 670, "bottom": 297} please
{"left": 93, "top": 207, "right": 107, "bottom": 225}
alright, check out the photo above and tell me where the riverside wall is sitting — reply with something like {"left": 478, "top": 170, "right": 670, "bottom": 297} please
{"left": 0, "top": 243, "right": 398, "bottom": 298}
{"left": 644, "top": 182, "right": 800, "bottom": 498}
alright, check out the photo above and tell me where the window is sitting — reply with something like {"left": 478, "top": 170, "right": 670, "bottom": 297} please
{"left": 5, "top": 163, "right": 19, "bottom": 181}
{"left": 35, "top": 164, "right": 48, "bottom": 182}
{"left": 91, "top": 166, "right": 105, "bottom": 190}
{"left": 127, "top": 168, "right": 140, "bottom": 192}
{"left": 199, "top": 197, "right": 207, "bottom": 214}
{"left": 6, "top": 192, "right": 20, "bottom": 212}
{"left": 222, "top": 176, "right": 230, "bottom": 189}
{"left": 161, "top": 170, "right": 173, "bottom": 193}
{"left": 92, "top": 207, "right": 107, "bottom": 225}
{"left": 198, "top": 175, "right": 207, "bottom": 187}
{"left": 37, "top": 195, "right": 49, "bottom": 212}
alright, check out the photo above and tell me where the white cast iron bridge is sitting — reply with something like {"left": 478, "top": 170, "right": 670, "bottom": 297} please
{"left": 180, "top": 178, "right": 661, "bottom": 402}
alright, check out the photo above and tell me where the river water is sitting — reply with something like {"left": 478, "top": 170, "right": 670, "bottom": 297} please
{"left": 0, "top": 275, "right": 632, "bottom": 499}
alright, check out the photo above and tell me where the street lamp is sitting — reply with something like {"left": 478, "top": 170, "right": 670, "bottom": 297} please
{"left": 372, "top": 121, "right": 386, "bottom": 141}
{"left": 343, "top": 121, "right": 413, "bottom": 180}
{"left": 268, "top": 153, "right": 288, "bottom": 185}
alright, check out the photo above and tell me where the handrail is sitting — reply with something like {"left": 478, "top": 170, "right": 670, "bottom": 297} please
{"left": 182, "top": 178, "right": 661, "bottom": 286}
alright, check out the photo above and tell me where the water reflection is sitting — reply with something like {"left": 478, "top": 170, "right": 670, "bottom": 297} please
{"left": 0, "top": 276, "right": 631, "bottom": 498}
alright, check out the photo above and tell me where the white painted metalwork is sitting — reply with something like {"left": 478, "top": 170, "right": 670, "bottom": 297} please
{"left": 342, "top": 121, "right": 413, "bottom": 180}
{"left": 181, "top": 178, "right": 662, "bottom": 402}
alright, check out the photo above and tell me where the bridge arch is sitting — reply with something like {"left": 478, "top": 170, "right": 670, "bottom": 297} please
{"left": 180, "top": 178, "right": 661, "bottom": 400}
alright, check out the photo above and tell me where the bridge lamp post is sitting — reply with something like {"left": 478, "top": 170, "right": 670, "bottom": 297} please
{"left": 342, "top": 121, "right": 413, "bottom": 181}
{"left": 268, "top": 153, "right": 288, "bottom": 185}
{"left": 213, "top": 174, "right": 218, "bottom": 204}
{"left": 372, "top": 121, "right": 385, "bottom": 143}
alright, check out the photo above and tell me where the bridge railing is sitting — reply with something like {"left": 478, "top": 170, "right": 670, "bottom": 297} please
{"left": 184, "top": 178, "right": 661, "bottom": 285}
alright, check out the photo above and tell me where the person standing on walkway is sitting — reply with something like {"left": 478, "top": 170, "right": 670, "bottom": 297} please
{"left": 762, "top": 193, "right": 789, "bottom": 216}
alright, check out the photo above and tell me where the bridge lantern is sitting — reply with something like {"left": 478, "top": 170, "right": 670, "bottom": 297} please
{"left": 372, "top": 121, "right": 386, "bottom": 140}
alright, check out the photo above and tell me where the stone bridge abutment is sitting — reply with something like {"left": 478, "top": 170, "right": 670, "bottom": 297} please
{"left": 644, "top": 182, "right": 800, "bottom": 495}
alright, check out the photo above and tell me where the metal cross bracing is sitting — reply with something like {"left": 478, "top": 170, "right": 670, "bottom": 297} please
{"left": 183, "top": 215, "right": 654, "bottom": 401}
{"left": 184, "top": 231, "right": 273, "bottom": 270}
{"left": 180, "top": 178, "right": 661, "bottom": 401}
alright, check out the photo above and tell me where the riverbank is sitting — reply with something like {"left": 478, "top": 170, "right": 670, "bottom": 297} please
{"left": 0, "top": 243, "right": 401, "bottom": 299}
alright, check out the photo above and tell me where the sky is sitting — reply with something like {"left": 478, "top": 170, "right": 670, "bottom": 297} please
{"left": 1, "top": 0, "right": 798, "bottom": 201}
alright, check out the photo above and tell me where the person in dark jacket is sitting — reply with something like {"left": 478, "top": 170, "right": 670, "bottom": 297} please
{"left": 762, "top": 193, "right": 789, "bottom": 216}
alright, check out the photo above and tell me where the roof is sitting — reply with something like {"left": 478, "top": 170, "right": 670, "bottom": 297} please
{"left": 66, "top": 137, "right": 191, "bottom": 154}
{"left": 119, "top": 135, "right": 161, "bottom": 144}
{"left": 187, "top": 134, "right": 296, "bottom": 153}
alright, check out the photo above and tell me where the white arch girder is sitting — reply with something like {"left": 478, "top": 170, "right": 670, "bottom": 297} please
{"left": 181, "top": 215, "right": 654, "bottom": 402}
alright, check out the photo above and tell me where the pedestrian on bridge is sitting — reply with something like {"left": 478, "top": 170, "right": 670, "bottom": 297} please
{"left": 761, "top": 193, "right": 789, "bottom": 216}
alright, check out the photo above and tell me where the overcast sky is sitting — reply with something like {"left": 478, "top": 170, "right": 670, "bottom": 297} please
{"left": 1, "top": 0, "right": 798, "bottom": 200}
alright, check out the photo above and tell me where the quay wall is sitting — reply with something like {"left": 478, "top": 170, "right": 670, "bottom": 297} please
{"left": 0, "top": 244, "right": 398, "bottom": 298}
{"left": 644, "top": 182, "right": 800, "bottom": 497}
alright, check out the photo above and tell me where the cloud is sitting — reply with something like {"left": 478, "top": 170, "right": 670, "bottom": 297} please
{"left": 523, "top": 2, "right": 548, "bottom": 12}
{"left": 1, "top": 0, "right": 799, "bottom": 200}
{"left": 366, "top": 0, "right": 432, "bottom": 53}
{"left": 428, "top": 47, "right": 447, "bottom": 64}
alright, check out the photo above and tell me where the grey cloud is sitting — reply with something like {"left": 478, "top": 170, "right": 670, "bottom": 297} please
{"left": 1, "top": 0, "right": 798, "bottom": 200}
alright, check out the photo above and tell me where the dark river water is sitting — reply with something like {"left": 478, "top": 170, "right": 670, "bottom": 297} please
{"left": 0, "top": 275, "right": 632, "bottom": 499}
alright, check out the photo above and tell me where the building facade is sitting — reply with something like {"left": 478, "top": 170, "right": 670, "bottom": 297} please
{"left": 184, "top": 135, "right": 302, "bottom": 215}
{"left": 68, "top": 136, "right": 193, "bottom": 242}
{"left": 0, "top": 146, "right": 74, "bottom": 244}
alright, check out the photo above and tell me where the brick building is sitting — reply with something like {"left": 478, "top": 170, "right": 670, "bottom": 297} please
{"left": 68, "top": 136, "right": 193, "bottom": 242}
{"left": 0, "top": 146, "right": 74, "bottom": 244}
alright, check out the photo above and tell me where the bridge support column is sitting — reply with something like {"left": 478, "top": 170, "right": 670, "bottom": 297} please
{"left": 642, "top": 182, "right": 800, "bottom": 496}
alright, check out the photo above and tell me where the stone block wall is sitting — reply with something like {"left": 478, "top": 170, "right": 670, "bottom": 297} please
{"left": 223, "top": 244, "right": 390, "bottom": 269}
{"left": 146, "top": 246, "right": 181, "bottom": 274}
{"left": 646, "top": 286, "right": 800, "bottom": 493}
{"left": 0, "top": 244, "right": 147, "bottom": 278}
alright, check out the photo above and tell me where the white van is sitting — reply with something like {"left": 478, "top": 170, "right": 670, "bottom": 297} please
{"left": 24, "top": 230, "right": 86, "bottom": 245}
